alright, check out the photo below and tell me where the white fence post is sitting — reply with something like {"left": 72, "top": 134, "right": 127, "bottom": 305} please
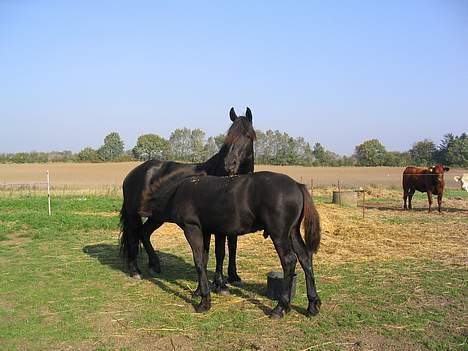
{"left": 47, "top": 170, "right": 51, "bottom": 216}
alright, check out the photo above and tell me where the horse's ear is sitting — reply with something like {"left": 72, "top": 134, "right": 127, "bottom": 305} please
{"left": 229, "top": 107, "right": 237, "bottom": 121}
{"left": 245, "top": 107, "right": 252, "bottom": 122}
{"left": 444, "top": 167, "right": 450, "bottom": 172}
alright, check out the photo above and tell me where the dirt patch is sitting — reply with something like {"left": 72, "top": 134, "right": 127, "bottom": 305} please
{"left": 316, "top": 196, "right": 468, "bottom": 267}
{"left": 343, "top": 330, "right": 427, "bottom": 351}
{"left": 0, "top": 220, "right": 33, "bottom": 246}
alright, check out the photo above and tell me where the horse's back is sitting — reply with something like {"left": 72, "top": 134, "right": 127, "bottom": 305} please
{"left": 170, "top": 171, "right": 304, "bottom": 235}
{"left": 122, "top": 159, "right": 177, "bottom": 212}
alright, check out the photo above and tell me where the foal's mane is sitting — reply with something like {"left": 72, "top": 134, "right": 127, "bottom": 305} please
{"left": 139, "top": 168, "right": 203, "bottom": 216}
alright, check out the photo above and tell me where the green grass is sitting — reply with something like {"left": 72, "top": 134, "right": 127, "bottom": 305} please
{"left": 0, "top": 194, "right": 466, "bottom": 350}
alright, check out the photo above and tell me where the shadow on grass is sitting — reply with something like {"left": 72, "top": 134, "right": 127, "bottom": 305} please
{"left": 83, "top": 243, "right": 273, "bottom": 315}
{"left": 365, "top": 202, "right": 468, "bottom": 213}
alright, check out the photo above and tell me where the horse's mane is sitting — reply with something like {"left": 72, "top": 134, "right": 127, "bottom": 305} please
{"left": 224, "top": 117, "right": 256, "bottom": 145}
{"left": 139, "top": 116, "right": 255, "bottom": 216}
{"left": 139, "top": 168, "right": 206, "bottom": 217}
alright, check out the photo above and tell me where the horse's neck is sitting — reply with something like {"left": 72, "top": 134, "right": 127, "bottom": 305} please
{"left": 196, "top": 147, "right": 228, "bottom": 176}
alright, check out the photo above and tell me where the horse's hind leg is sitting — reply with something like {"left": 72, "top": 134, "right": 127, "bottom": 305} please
{"left": 270, "top": 234, "right": 297, "bottom": 319}
{"left": 227, "top": 236, "right": 242, "bottom": 285}
{"left": 183, "top": 225, "right": 212, "bottom": 312}
{"left": 291, "top": 228, "right": 321, "bottom": 317}
{"left": 140, "top": 218, "right": 163, "bottom": 275}
{"left": 194, "top": 232, "right": 212, "bottom": 297}
{"left": 121, "top": 212, "right": 143, "bottom": 279}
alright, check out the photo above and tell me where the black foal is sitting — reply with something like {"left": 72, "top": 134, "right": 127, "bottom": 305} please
{"left": 149, "top": 171, "right": 321, "bottom": 319}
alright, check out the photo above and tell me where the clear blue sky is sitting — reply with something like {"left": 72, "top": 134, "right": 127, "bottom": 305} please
{"left": 1, "top": 1, "right": 467, "bottom": 155}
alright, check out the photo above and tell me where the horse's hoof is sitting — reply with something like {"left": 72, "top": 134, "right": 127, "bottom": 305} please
{"left": 306, "top": 300, "right": 321, "bottom": 317}
{"left": 270, "top": 310, "right": 284, "bottom": 320}
{"left": 148, "top": 266, "right": 161, "bottom": 276}
{"left": 270, "top": 305, "right": 286, "bottom": 319}
{"left": 227, "top": 277, "right": 243, "bottom": 287}
{"left": 216, "top": 287, "right": 230, "bottom": 296}
{"left": 306, "top": 308, "right": 320, "bottom": 317}
{"left": 194, "top": 303, "right": 210, "bottom": 313}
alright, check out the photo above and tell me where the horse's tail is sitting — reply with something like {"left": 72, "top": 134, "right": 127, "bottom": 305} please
{"left": 299, "top": 184, "right": 321, "bottom": 254}
{"left": 119, "top": 201, "right": 142, "bottom": 264}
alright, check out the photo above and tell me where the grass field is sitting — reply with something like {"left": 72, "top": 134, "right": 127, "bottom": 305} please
{"left": 1, "top": 187, "right": 467, "bottom": 350}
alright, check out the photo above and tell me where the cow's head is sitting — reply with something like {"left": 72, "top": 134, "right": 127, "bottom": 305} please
{"left": 429, "top": 164, "right": 449, "bottom": 182}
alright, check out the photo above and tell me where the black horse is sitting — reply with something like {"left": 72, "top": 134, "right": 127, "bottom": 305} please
{"left": 147, "top": 171, "right": 321, "bottom": 319}
{"left": 119, "top": 107, "right": 256, "bottom": 286}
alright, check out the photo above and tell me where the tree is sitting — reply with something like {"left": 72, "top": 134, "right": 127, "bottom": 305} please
{"left": 385, "top": 151, "right": 411, "bottom": 167}
{"left": 78, "top": 147, "right": 100, "bottom": 162}
{"left": 409, "top": 139, "right": 436, "bottom": 166}
{"left": 293, "top": 137, "right": 314, "bottom": 165}
{"left": 169, "top": 128, "right": 192, "bottom": 161}
{"left": 253, "top": 130, "right": 267, "bottom": 164}
{"left": 313, "top": 143, "right": 342, "bottom": 166}
{"left": 169, "top": 128, "right": 207, "bottom": 162}
{"left": 98, "top": 132, "right": 124, "bottom": 161}
{"left": 214, "top": 133, "right": 226, "bottom": 150}
{"left": 275, "top": 132, "right": 296, "bottom": 165}
{"left": 354, "top": 139, "right": 387, "bottom": 166}
{"left": 436, "top": 133, "right": 468, "bottom": 167}
{"left": 190, "top": 128, "right": 206, "bottom": 162}
{"left": 132, "top": 134, "right": 170, "bottom": 161}
{"left": 312, "top": 143, "right": 326, "bottom": 165}
{"left": 202, "top": 137, "right": 218, "bottom": 159}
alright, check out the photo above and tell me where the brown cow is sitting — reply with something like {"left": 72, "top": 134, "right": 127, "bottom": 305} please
{"left": 402, "top": 164, "right": 450, "bottom": 212}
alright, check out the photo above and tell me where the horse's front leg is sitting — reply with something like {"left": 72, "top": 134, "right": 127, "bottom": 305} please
{"left": 184, "top": 225, "right": 211, "bottom": 312}
{"left": 140, "top": 217, "right": 163, "bottom": 275}
{"left": 227, "top": 235, "right": 242, "bottom": 285}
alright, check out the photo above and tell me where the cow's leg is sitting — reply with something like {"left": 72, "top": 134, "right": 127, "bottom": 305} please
{"left": 408, "top": 189, "right": 415, "bottom": 210}
{"left": 437, "top": 194, "right": 443, "bottom": 213}
{"left": 427, "top": 191, "right": 433, "bottom": 212}
{"left": 140, "top": 217, "right": 163, "bottom": 275}
{"left": 403, "top": 189, "right": 408, "bottom": 209}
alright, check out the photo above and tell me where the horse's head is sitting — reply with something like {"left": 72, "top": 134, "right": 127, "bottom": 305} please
{"left": 223, "top": 107, "right": 256, "bottom": 175}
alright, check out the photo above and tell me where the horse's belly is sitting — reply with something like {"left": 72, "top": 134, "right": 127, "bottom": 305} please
{"left": 203, "top": 214, "right": 257, "bottom": 236}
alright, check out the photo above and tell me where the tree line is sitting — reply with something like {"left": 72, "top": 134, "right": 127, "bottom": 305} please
{"left": 1, "top": 129, "right": 467, "bottom": 167}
